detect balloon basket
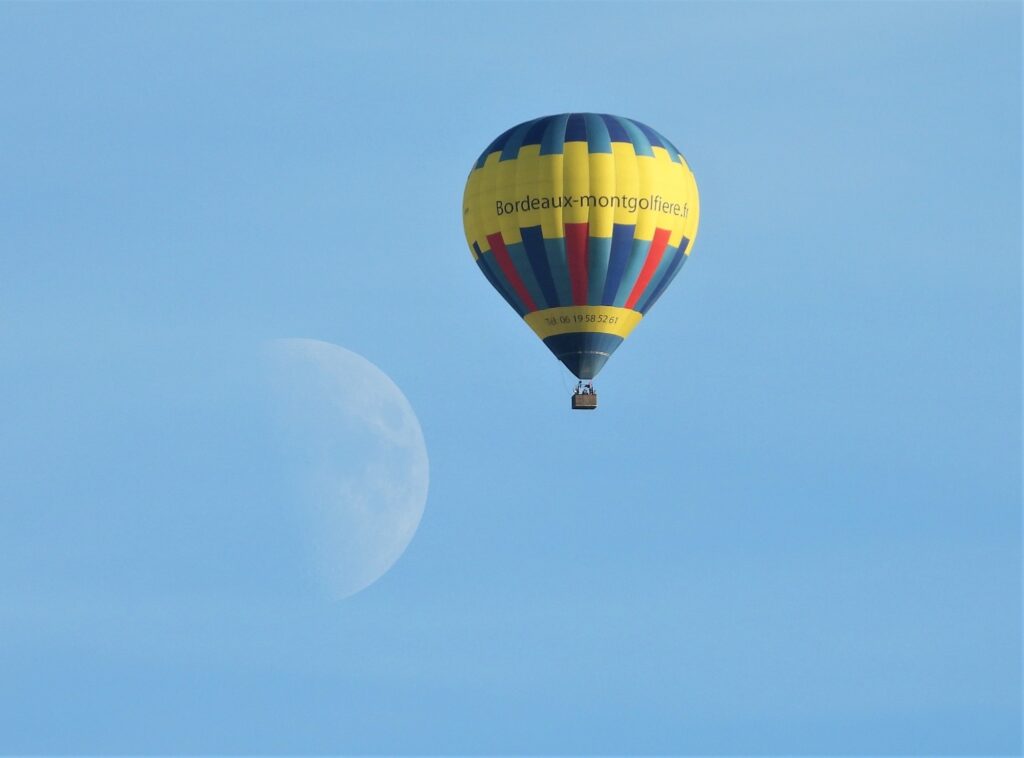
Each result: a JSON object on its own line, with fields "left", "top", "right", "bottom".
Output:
{"left": 571, "top": 392, "right": 598, "bottom": 410}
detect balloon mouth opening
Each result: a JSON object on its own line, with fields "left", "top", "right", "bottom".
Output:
{"left": 557, "top": 351, "right": 610, "bottom": 380}
{"left": 543, "top": 332, "right": 624, "bottom": 380}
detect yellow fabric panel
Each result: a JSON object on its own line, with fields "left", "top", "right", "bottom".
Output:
{"left": 610, "top": 142, "right": 638, "bottom": 227}
{"left": 538, "top": 154, "right": 564, "bottom": 239}
{"left": 683, "top": 160, "right": 700, "bottom": 253}
{"left": 513, "top": 144, "right": 543, "bottom": 230}
{"left": 666, "top": 157, "right": 689, "bottom": 249}
{"left": 562, "top": 142, "right": 590, "bottom": 225}
{"left": 651, "top": 147, "right": 683, "bottom": 246}
{"left": 495, "top": 150, "right": 523, "bottom": 246}
{"left": 634, "top": 152, "right": 658, "bottom": 242}
{"left": 524, "top": 306, "right": 643, "bottom": 340}
{"left": 464, "top": 150, "right": 504, "bottom": 255}
{"left": 462, "top": 166, "right": 481, "bottom": 259}
{"left": 587, "top": 152, "right": 616, "bottom": 237}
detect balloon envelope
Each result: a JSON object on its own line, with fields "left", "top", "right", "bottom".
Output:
{"left": 462, "top": 113, "right": 700, "bottom": 379}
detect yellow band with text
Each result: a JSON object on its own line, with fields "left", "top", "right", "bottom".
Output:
{"left": 524, "top": 306, "right": 643, "bottom": 340}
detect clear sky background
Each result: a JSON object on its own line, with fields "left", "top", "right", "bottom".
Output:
{"left": 1, "top": 2, "right": 1020, "bottom": 755}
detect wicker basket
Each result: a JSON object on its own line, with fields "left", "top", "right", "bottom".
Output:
{"left": 571, "top": 393, "right": 598, "bottom": 410}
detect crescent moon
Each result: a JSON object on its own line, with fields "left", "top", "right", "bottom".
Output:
{"left": 265, "top": 338, "right": 429, "bottom": 599}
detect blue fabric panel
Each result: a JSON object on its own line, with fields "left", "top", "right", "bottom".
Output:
{"left": 657, "top": 134, "right": 684, "bottom": 163}
{"left": 475, "top": 245, "right": 527, "bottom": 315}
{"left": 519, "top": 225, "right": 558, "bottom": 309}
{"left": 634, "top": 240, "right": 680, "bottom": 313}
{"left": 657, "top": 133, "right": 691, "bottom": 165}
{"left": 499, "top": 119, "right": 539, "bottom": 162}
{"left": 600, "top": 113, "right": 631, "bottom": 143}
{"left": 543, "top": 235, "right": 573, "bottom": 307}
{"left": 601, "top": 224, "right": 636, "bottom": 305}
{"left": 540, "top": 114, "right": 571, "bottom": 156}
{"left": 521, "top": 115, "right": 554, "bottom": 147}
{"left": 617, "top": 117, "right": 654, "bottom": 157}
{"left": 583, "top": 113, "right": 612, "bottom": 154}
{"left": 638, "top": 242, "right": 689, "bottom": 315}
{"left": 505, "top": 238, "right": 548, "bottom": 311}
{"left": 633, "top": 120, "right": 666, "bottom": 151}
{"left": 478, "top": 114, "right": 685, "bottom": 166}
{"left": 564, "top": 113, "right": 587, "bottom": 143}
{"left": 612, "top": 237, "right": 654, "bottom": 308}
{"left": 475, "top": 125, "right": 515, "bottom": 167}
{"left": 586, "top": 234, "right": 612, "bottom": 305}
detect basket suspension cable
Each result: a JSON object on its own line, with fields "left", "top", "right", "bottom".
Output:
{"left": 557, "top": 358, "right": 572, "bottom": 396}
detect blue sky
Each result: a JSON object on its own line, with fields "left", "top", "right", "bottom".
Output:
{"left": 1, "top": 2, "right": 1020, "bottom": 754}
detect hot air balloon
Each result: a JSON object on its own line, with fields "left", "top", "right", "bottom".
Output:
{"left": 462, "top": 113, "right": 700, "bottom": 409}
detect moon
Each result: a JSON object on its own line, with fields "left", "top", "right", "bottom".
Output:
{"left": 264, "top": 338, "right": 429, "bottom": 599}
